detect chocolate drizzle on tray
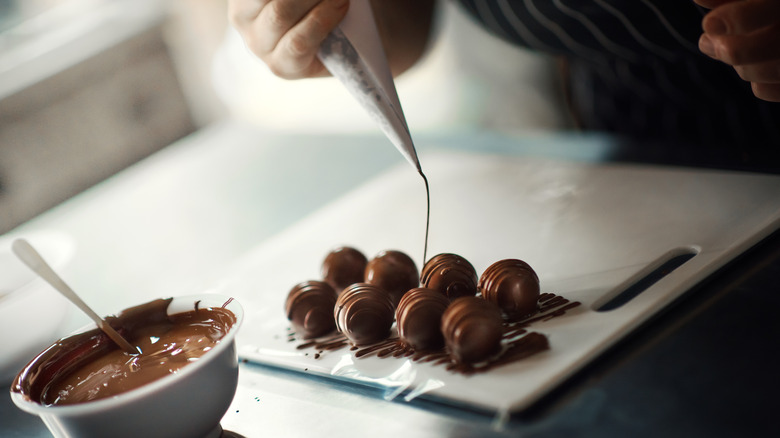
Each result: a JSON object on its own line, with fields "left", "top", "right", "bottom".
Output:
{"left": 284, "top": 247, "right": 581, "bottom": 375}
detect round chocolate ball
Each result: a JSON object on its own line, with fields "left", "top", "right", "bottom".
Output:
{"left": 441, "top": 297, "right": 504, "bottom": 364}
{"left": 478, "top": 259, "right": 540, "bottom": 320}
{"left": 321, "top": 246, "right": 368, "bottom": 293}
{"left": 285, "top": 281, "right": 338, "bottom": 339}
{"left": 364, "top": 250, "right": 419, "bottom": 308}
{"left": 396, "top": 288, "right": 451, "bottom": 351}
{"left": 334, "top": 283, "right": 395, "bottom": 345}
{"left": 420, "top": 253, "right": 478, "bottom": 300}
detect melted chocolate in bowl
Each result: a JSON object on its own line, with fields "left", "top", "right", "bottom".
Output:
{"left": 12, "top": 298, "right": 237, "bottom": 406}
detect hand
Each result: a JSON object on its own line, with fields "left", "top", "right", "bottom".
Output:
{"left": 228, "top": 0, "right": 350, "bottom": 79}
{"left": 695, "top": 0, "right": 780, "bottom": 102}
{"left": 229, "top": 0, "right": 435, "bottom": 80}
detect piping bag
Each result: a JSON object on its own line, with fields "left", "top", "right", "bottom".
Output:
{"left": 317, "top": 0, "right": 430, "bottom": 263}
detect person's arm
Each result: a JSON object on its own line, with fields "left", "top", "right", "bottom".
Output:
{"left": 227, "top": 0, "right": 436, "bottom": 80}
{"left": 695, "top": 0, "right": 780, "bottom": 102}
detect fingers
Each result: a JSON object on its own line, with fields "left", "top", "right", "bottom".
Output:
{"left": 266, "top": 1, "right": 349, "bottom": 78}
{"left": 699, "top": 26, "right": 780, "bottom": 65}
{"left": 251, "top": 0, "right": 325, "bottom": 55}
{"left": 735, "top": 60, "right": 780, "bottom": 83}
{"left": 228, "top": 0, "right": 268, "bottom": 27}
{"left": 698, "top": 0, "right": 780, "bottom": 101}
{"left": 736, "top": 60, "right": 780, "bottom": 101}
{"left": 699, "top": 0, "right": 780, "bottom": 64}
{"left": 751, "top": 83, "right": 780, "bottom": 102}
{"left": 703, "top": 0, "right": 780, "bottom": 34}
{"left": 228, "top": 0, "right": 349, "bottom": 79}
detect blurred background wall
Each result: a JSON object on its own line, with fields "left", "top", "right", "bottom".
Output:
{"left": 0, "top": 0, "right": 227, "bottom": 234}
{"left": 0, "top": 0, "right": 570, "bottom": 234}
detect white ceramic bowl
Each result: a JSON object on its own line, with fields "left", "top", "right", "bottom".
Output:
{"left": 0, "top": 230, "right": 75, "bottom": 382}
{"left": 10, "top": 294, "right": 244, "bottom": 438}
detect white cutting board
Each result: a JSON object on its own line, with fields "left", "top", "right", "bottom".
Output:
{"left": 223, "top": 151, "right": 780, "bottom": 413}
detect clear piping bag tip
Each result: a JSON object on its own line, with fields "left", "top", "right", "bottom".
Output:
{"left": 317, "top": 0, "right": 421, "bottom": 172}
{"left": 317, "top": 0, "right": 430, "bottom": 266}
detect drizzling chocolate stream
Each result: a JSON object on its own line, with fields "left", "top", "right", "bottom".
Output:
{"left": 420, "top": 170, "right": 430, "bottom": 265}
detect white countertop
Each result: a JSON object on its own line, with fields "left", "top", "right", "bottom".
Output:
{"left": 13, "top": 120, "right": 778, "bottom": 437}
{"left": 3, "top": 120, "right": 619, "bottom": 437}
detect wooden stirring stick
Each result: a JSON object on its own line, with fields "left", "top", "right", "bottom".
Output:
{"left": 12, "top": 238, "right": 139, "bottom": 355}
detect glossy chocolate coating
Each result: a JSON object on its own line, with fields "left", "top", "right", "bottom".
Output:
{"left": 285, "top": 281, "right": 338, "bottom": 339}
{"left": 321, "top": 246, "right": 368, "bottom": 293}
{"left": 334, "top": 283, "right": 394, "bottom": 345}
{"left": 396, "top": 288, "right": 451, "bottom": 351}
{"left": 364, "top": 250, "right": 419, "bottom": 308}
{"left": 12, "top": 299, "right": 236, "bottom": 406}
{"left": 420, "top": 253, "right": 478, "bottom": 300}
{"left": 441, "top": 297, "right": 503, "bottom": 364}
{"left": 478, "top": 259, "right": 540, "bottom": 320}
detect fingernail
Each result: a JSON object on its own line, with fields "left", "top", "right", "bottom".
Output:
{"left": 704, "top": 17, "right": 727, "bottom": 35}
{"left": 699, "top": 34, "right": 716, "bottom": 57}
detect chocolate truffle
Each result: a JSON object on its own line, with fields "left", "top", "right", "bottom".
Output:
{"left": 396, "top": 288, "right": 451, "bottom": 351}
{"left": 478, "top": 259, "right": 540, "bottom": 320}
{"left": 321, "top": 246, "right": 368, "bottom": 293}
{"left": 285, "top": 281, "right": 338, "bottom": 339}
{"left": 364, "top": 250, "right": 419, "bottom": 308}
{"left": 441, "top": 297, "right": 504, "bottom": 364}
{"left": 420, "top": 253, "right": 478, "bottom": 300}
{"left": 334, "top": 283, "right": 394, "bottom": 345}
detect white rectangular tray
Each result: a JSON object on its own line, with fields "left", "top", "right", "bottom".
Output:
{"left": 223, "top": 151, "right": 780, "bottom": 413}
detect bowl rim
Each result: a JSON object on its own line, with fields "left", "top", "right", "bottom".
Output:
{"left": 9, "top": 293, "right": 243, "bottom": 415}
